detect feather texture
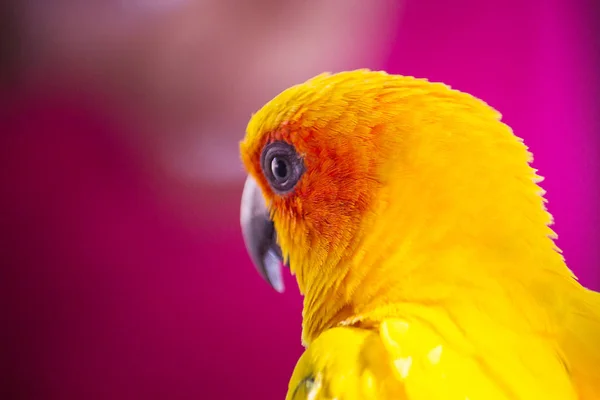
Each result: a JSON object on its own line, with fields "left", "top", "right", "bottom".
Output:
{"left": 240, "top": 70, "right": 600, "bottom": 399}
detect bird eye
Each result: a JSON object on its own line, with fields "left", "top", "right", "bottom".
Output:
{"left": 261, "top": 141, "right": 304, "bottom": 194}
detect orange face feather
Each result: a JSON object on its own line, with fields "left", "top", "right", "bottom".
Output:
{"left": 240, "top": 70, "right": 570, "bottom": 346}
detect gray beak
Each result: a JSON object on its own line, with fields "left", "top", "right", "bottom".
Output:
{"left": 240, "top": 176, "right": 285, "bottom": 293}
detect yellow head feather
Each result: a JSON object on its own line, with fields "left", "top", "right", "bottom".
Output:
{"left": 240, "top": 70, "right": 574, "bottom": 345}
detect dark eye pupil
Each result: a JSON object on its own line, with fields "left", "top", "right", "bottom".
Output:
{"left": 271, "top": 157, "right": 289, "bottom": 180}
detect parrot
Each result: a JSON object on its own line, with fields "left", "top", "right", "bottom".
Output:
{"left": 238, "top": 70, "right": 600, "bottom": 399}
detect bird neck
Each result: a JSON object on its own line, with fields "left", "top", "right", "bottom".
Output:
{"left": 296, "top": 185, "right": 573, "bottom": 347}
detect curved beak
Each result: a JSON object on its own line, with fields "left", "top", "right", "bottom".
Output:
{"left": 240, "top": 175, "right": 285, "bottom": 293}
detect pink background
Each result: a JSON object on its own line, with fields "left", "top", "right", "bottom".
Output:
{"left": 2, "top": 0, "right": 598, "bottom": 399}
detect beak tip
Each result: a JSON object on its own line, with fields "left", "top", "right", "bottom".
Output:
{"left": 261, "top": 249, "right": 286, "bottom": 293}
{"left": 273, "top": 282, "right": 285, "bottom": 294}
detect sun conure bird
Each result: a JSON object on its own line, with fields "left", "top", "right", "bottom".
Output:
{"left": 239, "top": 70, "right": 600, "bottom": 399}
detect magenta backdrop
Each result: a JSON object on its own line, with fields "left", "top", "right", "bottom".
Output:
{"left": 2, "top": 1, "right": 598, "bottom": 399}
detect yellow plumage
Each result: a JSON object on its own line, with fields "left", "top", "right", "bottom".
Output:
{"left": 240, "top": 70, "right": 600, "bottom": 399}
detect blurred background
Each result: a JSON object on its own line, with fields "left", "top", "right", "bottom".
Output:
{"left": 1, "top": 0, "right": 598, "bottom": 399}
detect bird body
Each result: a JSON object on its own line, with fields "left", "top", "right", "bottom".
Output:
{"left": 239, "top": 70, "right": 600, "bottom": 399}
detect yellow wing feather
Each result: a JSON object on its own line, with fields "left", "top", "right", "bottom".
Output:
{"left": 286, "top": 327, "right": 405, "bottom": 400}
{"left": 287, "top": 312, "right": 580, "bottom": 400}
